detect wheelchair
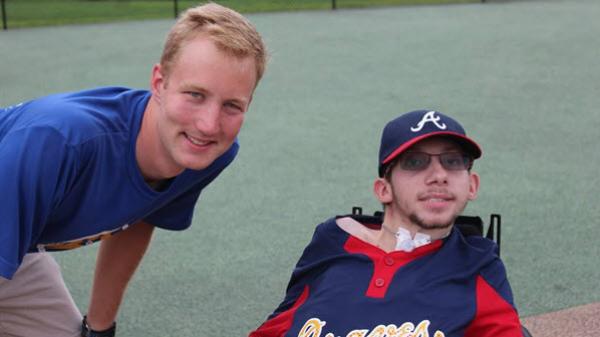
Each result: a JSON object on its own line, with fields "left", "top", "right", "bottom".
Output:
{"left": 349, "top": 207, "right": 533, "bottom": 337}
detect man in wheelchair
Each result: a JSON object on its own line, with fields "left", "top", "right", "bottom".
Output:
{"left": 250, "top": 110, "right": 524, "bottom": 337}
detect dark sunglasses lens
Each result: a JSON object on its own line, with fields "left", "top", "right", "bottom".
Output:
{"left": 400, "top": 152, "right": 430, "bottom": 171}
{"left": 440, "top": 153, "right": 471, "bottom": 170}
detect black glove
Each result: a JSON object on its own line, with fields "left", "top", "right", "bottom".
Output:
{"left": 81, "top": 315, "right": 116, "bottom": 337}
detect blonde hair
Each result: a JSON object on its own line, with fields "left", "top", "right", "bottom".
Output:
{"left": 160, "top": 3, "right": 267, "bottom": 84}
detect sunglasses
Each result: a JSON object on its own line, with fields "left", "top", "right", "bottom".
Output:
{"left": 394, "top": 151, "right": 473, "bottom": 171}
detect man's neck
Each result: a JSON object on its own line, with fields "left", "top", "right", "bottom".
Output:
{"left": 378, "top": 211, "right": 452, "bottom": 252}
{"left": 336, "top": 216, "right": 451, "bottom": 253}
{"left": 380, "top": 218, "right": 452, "bottom": 242}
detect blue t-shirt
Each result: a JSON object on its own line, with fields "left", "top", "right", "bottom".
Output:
{"left": 0, "top": 87, "right": 238, "bottom": 279}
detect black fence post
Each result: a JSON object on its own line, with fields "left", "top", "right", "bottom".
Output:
{"left": 332, "top": 0, "right": 337, "bottom": 10}
{"left": 1, "top": 0, "right": 7, "bottom": 30}
{"left": 173, "top": 0, "right": 179, "bottom": 18}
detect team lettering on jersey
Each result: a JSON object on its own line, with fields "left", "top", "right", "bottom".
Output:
{"left": 298, "top": 317, "right": 445, "bottom": 337}
{"left": 35, "top": 223, "right": 130, "bottom": 252}
{"left": 410, "top": 111, "right": 447, "bottom": 132}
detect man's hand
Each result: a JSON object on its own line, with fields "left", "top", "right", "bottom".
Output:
{"left": 85, "top": 221, "right": 155, "bottom": 331}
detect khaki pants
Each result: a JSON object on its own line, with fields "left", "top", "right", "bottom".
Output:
{"left": 0, "top": 253, "right": 81, "bottom": 337}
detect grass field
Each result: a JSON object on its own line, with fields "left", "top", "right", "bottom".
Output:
{"left": 3, "top": 0, "right": 479, "bottom": 28}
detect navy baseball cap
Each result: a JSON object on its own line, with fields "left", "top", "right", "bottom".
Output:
{"left": 378, "top": 110, "right": 482, "bottom": 176}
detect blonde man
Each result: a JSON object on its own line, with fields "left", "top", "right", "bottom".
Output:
{"left": 0, "top": 3, "right": 266, "bottom": 336}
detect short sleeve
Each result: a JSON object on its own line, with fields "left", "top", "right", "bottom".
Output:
{"left": 464, "top": 257, "right": 523, "bottom": 337}
{"left": 0, "top": 128, "right": 76, "bottom": 279}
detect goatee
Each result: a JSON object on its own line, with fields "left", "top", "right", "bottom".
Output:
{"left": 409, "top": 213, "right": 454, "bottom": 230}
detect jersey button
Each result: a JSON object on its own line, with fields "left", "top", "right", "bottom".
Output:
{"left": 374, "top": 278, "right": 385, "bottom": 287}
{"left": 384, "top": 256, "right": 395, "bottom": 266}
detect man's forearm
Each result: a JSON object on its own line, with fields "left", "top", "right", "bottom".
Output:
{"left": 86, "top": 221, "right": 155, "bottom": 330}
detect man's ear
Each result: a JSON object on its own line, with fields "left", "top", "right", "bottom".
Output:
{"left": 468, "top": 172, "right": 480, "bottom": 201}
{"left": 150, "top": 64, "right": 165, "bottom": 102}
{"left": 374, "top": 177, "right": 393, "bottom": 204}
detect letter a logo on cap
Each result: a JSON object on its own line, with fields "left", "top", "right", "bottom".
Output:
{"left": 410, "top": 110, "right": 447, "bottom": 132}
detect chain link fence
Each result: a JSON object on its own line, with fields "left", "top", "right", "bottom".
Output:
{"left": 1, "top": 0, "right": 482, "bottom": 30}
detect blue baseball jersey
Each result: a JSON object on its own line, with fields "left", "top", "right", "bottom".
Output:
{"left": 0, "top": 87, "right": 238, "bottom": 279}
{"left": 250, "top": 216, "right": 522, "bottom": 337}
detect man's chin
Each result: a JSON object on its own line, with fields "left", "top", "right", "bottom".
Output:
{"left": 182, "top": 162, "right": 212, "bottom": 171}
{"left": 417, "top": 222, "right": 453, "bottom": 231}
{"left": 409, "top": 213, "right": 455, "bottom": 230}
{"left": 176, "top": 151, "right": 223, "bottom": 171}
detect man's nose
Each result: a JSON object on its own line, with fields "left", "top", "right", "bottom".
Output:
{"left": 425, "top": 157, "right": 448, "bottom": 184}
{"left": 195, "top": 103, "right": 220, "bottom": 136}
